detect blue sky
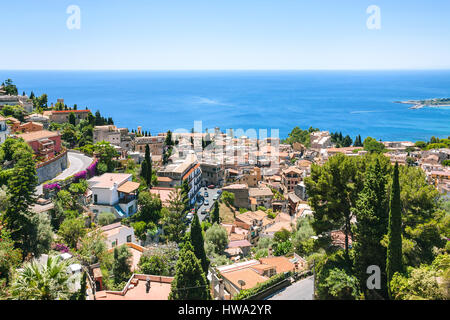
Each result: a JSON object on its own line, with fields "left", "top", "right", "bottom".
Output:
{"left": 1, "top": 0, "right": 449, "bottom": 70}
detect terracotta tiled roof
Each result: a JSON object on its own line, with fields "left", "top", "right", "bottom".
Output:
{"left": 18, "top": 130, "right": 59, "bottom": 142}
{"left": 117, "top": 181, "right": 140, "bottom": 194}
{"left": 259, "top": 256, "right": 295, "bottom": 273}
{"left": 182, "top": 163, "right": 200, "bottom": 180}
{"left": 221, "top": 268, "right": 269, "bottom": 290}
{"left": 227, "top": 240, "right": 252, "bottom": 248}
{"left": 51, "top": 109, "right": 91, "bottom": 114}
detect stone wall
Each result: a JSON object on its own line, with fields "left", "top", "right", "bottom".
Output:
{"left": 36, "top": 151, "right": 68, "bottom": 184}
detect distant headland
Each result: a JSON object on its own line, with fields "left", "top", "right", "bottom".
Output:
{"left": 395, "top": 98, "right": 450, "bottom": 109}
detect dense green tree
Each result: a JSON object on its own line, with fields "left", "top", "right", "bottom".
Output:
{"left": 68, "top": 112, "right": 76, "bottom": 126}
{"left": 221, "top": 191, "right": 235, "bottom": 207}
{"left": 363, "top": 137, "right": 385, "bottom": 153}
{"left": 204, "top": 223, "right": 228, "bottom": 255}
{"left": 77, "top": 229, "right": 108, "bottom": 265}
{"left": 353, "top": 159, "right": 389, "bottom": 298}
{"left": 135, "top": 191, "right": 162, "bottom": 225}
{"left": 138, "top": 255, "right": 168, "bottom": 276}
{"left": 321, "top": 268, "right": 360, "bottom": 300}
{"left": 112, "top": 244, "right": 132, "bottom": 284}
{"left": 0, "top": 105, "right": 26, "bottom": 122}
{"left": 58, "top": 217, "right": 86, "bottom": 249}
{"left": 315, "top": 250, "right": 355, "bottom": 299}
{"left": 28, "top": 212, "right": 54, "bottom": 257}
{"left": 190, "top": 213, "right": 209, "bottom": 273}
{"left": 284, "top": 126, "right": 314, "bottom": 147}
{"left": 273, "top": 228, "right": 291, "bottom": 243}
{"left": 390, "top": 265, "right": 444, "bottom": 300}
{"left": 2, "top": 79, "right": 18, "bottom": 95}
{"left": 305, "top": 153, "right": 359, "bottom": 257}
{"left": 386, "top": 162, "right": 403, "bottom": 298}
{"left": 0, "top": 227, "right": 22, "bottom": 285}
{"left": 92, "top": 141, "right": 119, "bottom": 173}
{"left": 132, "top": 221, "right": 147, "bottom": 242}
{"left": 33, "top": 94, "right": 48, "bottom": 110}
{"left": 3, "top": 143, "right": 37, "bottom": 253}
{"left": 161, "top": 189, "right": 187, "bottom": 243}
{"left": 168, "top": 241, "right": 210, "bottom": 300}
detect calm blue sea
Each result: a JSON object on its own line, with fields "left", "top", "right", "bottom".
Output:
{"left": 1, "top": 70, "right": 449, "bottom": 141}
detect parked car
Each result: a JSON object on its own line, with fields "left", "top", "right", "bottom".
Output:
{"left": 217, "top": 189, "right": 222, "bottom": 194}
{"left": 204, "top": 192, "right": 209, "bottom": 198}
{"left": 208, "top": 184, "right": 215, "bottom": 189}
{"left": 201, "top": 208, "right": 209, "bottom": 215}
{"left": 213, "top": 194, "right": 219, "bottom": 201}
{"left": 204, "top": 199, "right": 209, "bottom": 206}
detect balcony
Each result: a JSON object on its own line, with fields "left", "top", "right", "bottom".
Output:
{"left": 119, "top": 194, "right": 137, "bottom": 204}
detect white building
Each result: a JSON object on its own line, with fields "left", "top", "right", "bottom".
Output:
{"left": 87, "top": 173, "right": 140, "bottom": 218}
{"left": 100, "top": 222, "right": 137, "bottom": 248}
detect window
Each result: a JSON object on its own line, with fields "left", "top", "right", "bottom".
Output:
{"left": 94, "top": 194, "right": 98, "bottom": 204}
{"left": 126, "top": 235, "right": 132, "bottom": 243}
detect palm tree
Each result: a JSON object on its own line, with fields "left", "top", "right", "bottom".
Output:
{"left": 11, "top": 256, "right": 74, "bottom": 300}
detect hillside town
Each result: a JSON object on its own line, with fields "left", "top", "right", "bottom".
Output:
{"left": 0, "top": 79, "right": 449, "bottom": 301}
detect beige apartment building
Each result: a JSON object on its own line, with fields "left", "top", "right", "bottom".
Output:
{"left": 281, "top": 166, "right": 303, "bottom": 193}
{"left": 134, "top": 135, "right": 164, "bottom": 155}
{"left": 44, "top": 109, "right": 91, "bottom": 124}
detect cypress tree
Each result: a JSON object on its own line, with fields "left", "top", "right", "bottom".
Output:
{"left": 168, "top": 241, "right": 211, "bottom": 300}
{"left": 190, "top": 213, "right": 209, "bottom": 273}
{"left": 165, "top": 130, "right": 173, "bottom": 146}
{"left": 144, "top": 144, "right": 152, "bottom": 188}
{"left": 353, "top": 158, "right": 389, "bottom": 299}
{"left": 68, "top": 112, "right": 76, "bottom": 126}
{"left": 211, "top": 201, "right": 220, "bottom": 224}
{"left": 181, "top": 179, "right": 190, "bottom": 213}
{"left": 78, "top": 271, "right": 87, "bottom": 300}
{"left": 386, "top": 162, "right": 403, "bottom": 299}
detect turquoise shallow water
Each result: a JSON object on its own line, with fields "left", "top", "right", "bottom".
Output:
{"left": 1, "top": 70, "right": 449, "bottom": 141}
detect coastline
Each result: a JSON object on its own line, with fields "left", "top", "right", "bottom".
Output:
{"left": 395, "top": 99, "right": 450, "bottom": 109}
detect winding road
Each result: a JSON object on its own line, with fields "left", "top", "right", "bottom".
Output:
{"left": 267, "top": 276, "right": 314, "bottom": 300}
{"left": 36, "top": 151, "right": 93, "bottom": 195}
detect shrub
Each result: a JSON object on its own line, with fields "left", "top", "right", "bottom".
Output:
{"left": 51, "top": 243, "right": 69, "bottom": 253}
{"left": 86, "top": 159, "right": 98, "bottom": 177}
{"left": 43, "top": 183, "right": 61, "bottom": 192}
{"left": 73, "top": 170, "right": 87, "bottom": 182}
{"left": 234, "top": 271, "right": 292, "bottom": 300}
{"left": 97, "top": 212, "right": 116, "bottom": 226}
